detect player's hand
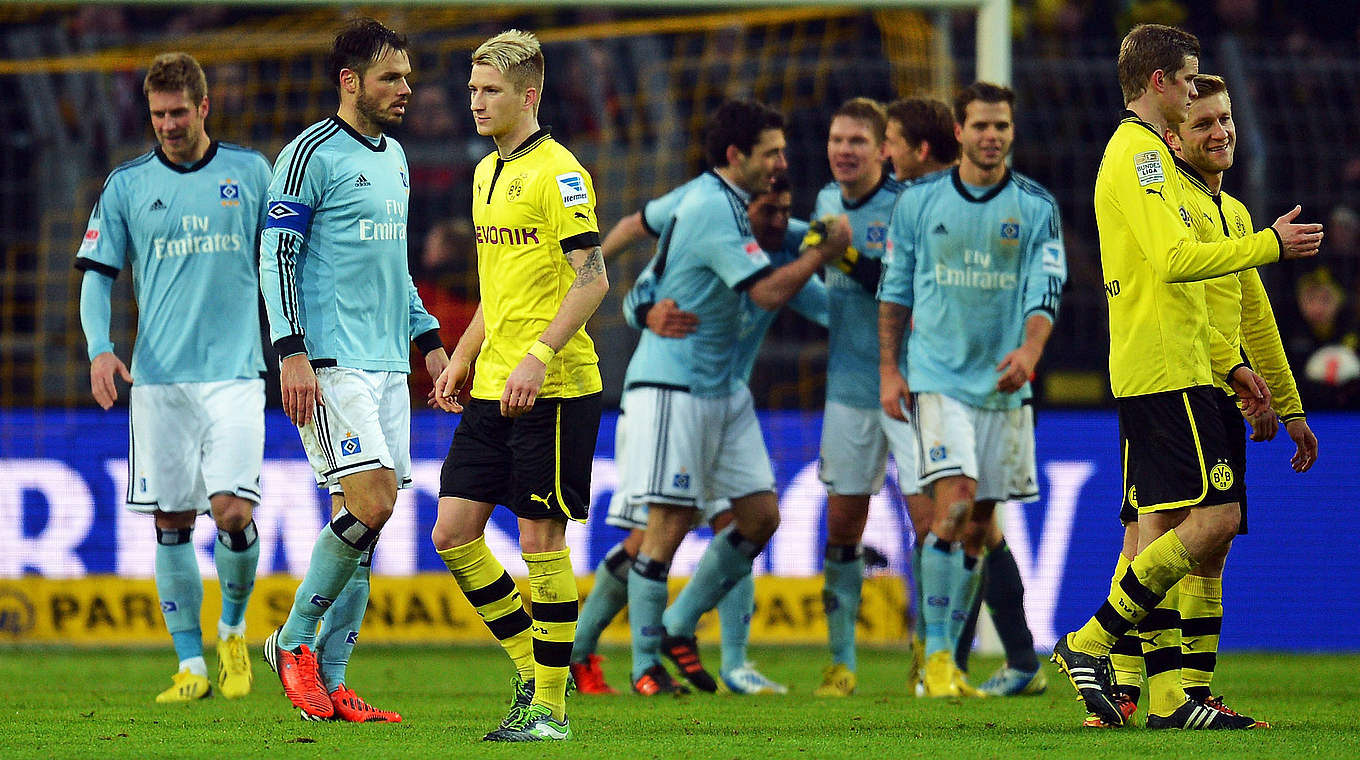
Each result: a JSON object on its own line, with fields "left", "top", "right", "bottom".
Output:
{"left": 89, "top": 351, "right": 132, "bottom": 410}
{"left": 1284, "top": 418, "right": 1318, "bottom": 473}
{"left": 424, "top": 348, "right": 450, "bottom": 408}
{"left": 880, "top": 365, "right": 912, "bottom": 422}
{"left": 645, "top": 298, "right": 699, "bottom": 338}
{"left": 433, "top": 356, "right": 471, "bottom": 413}
{"left": 1228, "top": 365, "right": 1272, "bottom": 419}
{"left": 1271, "top": 205, "right": 1324, "bottom": 260}
{"left": 815, "top": 215, "right": 853, "bottom": 265}
{"left": 996, "top": 344, "right": 1039, "bottom": 393}
{"left": 280, "top": 353, "right": 320, "bottom": 427}
{"left": 501, "top": 353, "right": 546, "bottom": 418}
{"left": 1246, "top": 411, "right": 1278, "bottom": 442}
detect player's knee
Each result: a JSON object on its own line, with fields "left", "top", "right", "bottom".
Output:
{"left": 209, "top": 495, "right": 253, "bottom": 532}
{"left": 430, "top": 518, "right": 481, "bottom": 552}
{"left": 154, "top": 510, "right": 196, "bottom": 531}
{"left": 739, "top": 508, "right": 780, "bottom": 545}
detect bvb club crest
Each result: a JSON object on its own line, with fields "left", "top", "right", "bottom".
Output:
{"left": 507, "top": 176, "right": 525, "bottom": 201}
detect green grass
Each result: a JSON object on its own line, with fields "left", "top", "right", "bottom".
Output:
{"left": 2, "top": 646, "right": 1356, "bottom": 759}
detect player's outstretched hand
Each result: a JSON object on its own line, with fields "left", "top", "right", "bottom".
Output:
{"left": 880, "top": 366, "right": 912, "bottom": 422}
{"left": 280, "top": 353, "right": 321, "bottom": 427}
{"left": 1272, "top": 205, "right": 1324, "bottom": 260}
{"left": 501, "top": 353, "right": 546, "bottom": 418}
{"left": 433, "top": 357, "right": 470, "bottom": 414}
{"left": 89, "top": 351, "right": 132, "bottom": 410}
{"left": 1285, "top": 418, "right": 1318, "bottom": 473}
{"left": 1228, "top": 366, "right": 1272, "bottom": 420}
{"left": 1246, "top": 411, "right": 1278, "bottom": 442}
{"left": 646, "top": 298, "right": 699, "bottom": 338}
{"left": 811, "top": 214, "right": 853, "bottom": 265}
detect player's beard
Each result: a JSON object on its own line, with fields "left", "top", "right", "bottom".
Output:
{"left": 356, "top": 85, "right": 403, "bottom": 131}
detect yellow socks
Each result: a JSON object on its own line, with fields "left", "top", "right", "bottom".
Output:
{"left": 1177, "top": 572, "right": 1222, "bottom": 699}
{"left": 1071, "top": 529, "right": 1194, "bottom": 654}
{"left": 524, "top": 548, "right": 578, "bottom": 722}
{"left": 438, "top": 536, "right": 535, "bottom": 681}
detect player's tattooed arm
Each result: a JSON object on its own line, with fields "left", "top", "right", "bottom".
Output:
{"left": 570, "top": 245, "right": 606, "bottom": 290}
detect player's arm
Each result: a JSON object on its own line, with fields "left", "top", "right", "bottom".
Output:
{"left": 601, "top": 211, "right": 649, "bottom": 261}
{"left": 434, "top": 304, "right": 484, "bottom": 414}
{"left": 502, "top": 243, "right": 609, "bottom": 417}
{"left": 877, "top": 199, "right": 917, "bottom": 421}
{"left": 746, "top": 214, "right": 849, "bottom": 311}
{"left": 622, "top": 261, "right": 698, "bottom": 337}
{"left": 75, "top": 181, "right": 132, "bottom": 410}
{"left": 1000, "top": 201, "right": 1066, "bottom": 393}
{"left": 405, "top": 274, "right": 448, "bottom": 404}
{"left": 1120, "top": 154, "right": 1319, "bottom": 281}
{"left": 787, "top": 270, "right": 829, "bottom": 328}
{"left": 258, "top": 143, "right": 324, "bottom": 427}
{"left": 1236, "top": 266, "right": 1317, "bottom": 469}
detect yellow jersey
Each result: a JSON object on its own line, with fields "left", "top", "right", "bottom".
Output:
{"left": 1178, "top": 160, "right": 1305, "bottom": 420}
{"left": 469, "top": 128, "right": 602, "bottom": 400}
{"left": 1095, "top": 112, "right": 1281, "bottom": 397}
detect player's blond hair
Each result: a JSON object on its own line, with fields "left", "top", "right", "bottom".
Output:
{"left": 143, "top": 52, "right": 207, "bottom": 104}
{"left": 472, "top": 30, "right": 544, "bottom": 94}
{"left": 1191, "top": 74, "right": 1228, "bottom": 100}
{"left": 832, "top": 97, "right": 887, "bottom": 144}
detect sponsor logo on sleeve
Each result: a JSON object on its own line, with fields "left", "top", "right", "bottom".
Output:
{"left": 556, "top": 172, "right": 589, "bottom": 207}
{"left": 78, "top": 228, "right": 99, "bottom": 255}
{"left": 743, "top": 240, "right": 764, "bottom": 261}
{"left": 1134, "top": 150, "right": 1165, "bottom": 187}
{"left": 1041, "top": 241, "right": 1065, "bottom": 276}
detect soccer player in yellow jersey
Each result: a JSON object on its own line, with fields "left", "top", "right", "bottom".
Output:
{"left": 1050, "top": 23, "right": 1323, "bottom": 730}
{"left": 1087, "top": 73, "right": 1322, "bottom": 729}
{"left": 430, "top": 30, "right": 608, "bottom": 742}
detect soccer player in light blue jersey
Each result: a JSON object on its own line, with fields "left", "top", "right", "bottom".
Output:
{"left": 77, "top": 53, "right": 269, "bottom": 704}
{"left": 571, "top": 177, "right": 825, "bottom": 696}
{"left": 878, "top": 82, "right": 1066, "bottom": 698}
{"left": 617, "top": 99, "right": 849, "bottom": 695}
{"left": 258, "top": 19, "right": 447, "bottom": 723}
{"left": 809, "top": 97, "right": 919, "bottom": 699}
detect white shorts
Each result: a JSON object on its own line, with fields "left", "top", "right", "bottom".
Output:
{"left": 299, "top": 367, "right": 412, "bottom": 493}
{"left": 913, "top": 392, "right": 1034, "bottom": 503}
{"left": 126, "top": 378, "right": 264, "bottom": 514}
{"left": 606, "top": 406, "right": 731, "bottom": 530}
{"left": 1007, "top": 404, "right": 1039, "bottom": 502}
{"left": 818, "top": 401, "right": 921, "bottom": 496}
{"left": 617, "top": 385, "right": 773, "bottom": 523}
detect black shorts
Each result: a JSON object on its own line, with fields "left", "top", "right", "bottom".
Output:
{"left": 440, "top": 393, "right": 602, "bottom": 521}
{"left": 1116, "top": 385, "right": 1241, "bottom": 520}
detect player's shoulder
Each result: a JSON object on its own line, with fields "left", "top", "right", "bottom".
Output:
{"left": 674, "top": 172, "right": 748, "bottom": 231}
{"left": 217, "top": 141, "right": 272, "bottom": 171}
{"left": 104, "top": 148, "right": 158, "bottom": 185}
{"left": 1010, "top": 170, "right": 1059, "bottom": 209}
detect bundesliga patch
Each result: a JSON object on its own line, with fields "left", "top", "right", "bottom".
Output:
{"left": 556, "top": 172, "right": 589, "bottom": 207}
{"left": 219, "top": 178, "right": 240, "bottom": 206}
{"left": 399, "top": 166, "right": 409, "bottom": 188}
{"left": 341, "top": 432, "right": 362, "bottom": 456}
{"left": 1134, "top": 150, "right": 1165, "bottom": 187}
{"left": 78, "top": 228, "right": 99, "bottom": 254}
{"left": 1041, "top": 241, "right": 1065, "bottom": 276}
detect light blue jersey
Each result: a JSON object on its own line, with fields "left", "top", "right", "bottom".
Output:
{"left": 623, "top": 172, "right": 776, "bottom": 397}
{"left": 814, "top": 175, "right": 906, "bottom": 409}
{"left": 75, "top": 142, "right": 269, "bottom": 385}
{"left": 639, "top": 175, "right": 707, "bottom": 237}
{"left": 879, "top": 168, "right": 1066, "bottom": 410}
{"left": 259, "top": 117, "right": 440, "bottom": 372}
{"left": 624, "top": 218, "right": 826, "bottom": 389}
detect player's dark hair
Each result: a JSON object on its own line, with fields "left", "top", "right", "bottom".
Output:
{"left": 886, "top": 97, "right": 958, "bottom": 164}
{"left": 832, "top": 97, "right": 887, "bottom": 144}
{"left": 953, "top": 81, "right": 1015, "bottom": 125}
{"left": 327, "top": 18, "right": 409, "bottom": 91}
{"left": 144, "top": 52, "right": 207, "bottom": 104}
{"left": 1117, "top": 24, "right": 1200, "bottom": 104}
{"left": 704, "top": 99, "right": 785, "bottom": 169}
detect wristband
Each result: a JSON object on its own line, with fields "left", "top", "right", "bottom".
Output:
{"left": 528, "top": 340, "right": 556, "bottom": 364}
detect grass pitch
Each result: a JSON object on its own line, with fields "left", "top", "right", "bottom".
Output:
{"left": 2, "top": 645, "right": 1355, "bottom": 759}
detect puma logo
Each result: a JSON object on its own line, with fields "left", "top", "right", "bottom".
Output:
{"left": 529, "top": 492, "right": 554, "bottom": 509}
{"left": 573, "top": 211, "right": 589, "bottom": 220}
{"left": 1144, "top": 187, "right": 1164, "bottom": 200}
